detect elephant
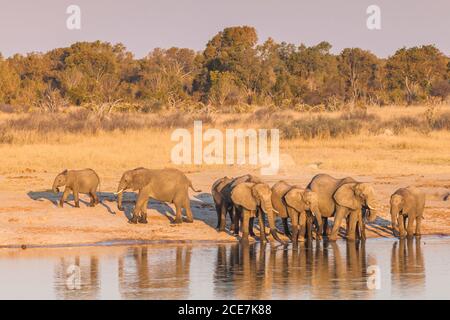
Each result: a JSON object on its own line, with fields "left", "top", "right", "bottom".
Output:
{"left": 390, "top": 187, "right": 425, "bottom": 238}
{"left": 307, "top": 174, "right": 378, "bottom": 241}
{"left": 271, "top": 181, "right": 320, "bottom": 243}
{"left": 52, "top": 168, "right": 100, "bottom": 208}
{"left": 270, "top": 181, "right": 294, "bottom": 238}
{"left": 230, "top": 182, "right": 284, "bottom": 244}
{"left": 211, "top": 176, "right": 234, "bottom": 230}
{"left": 116, "top": 167, "right": 201, "bottom": 224}
{"left": 283, "top": 185, "right": 320, "bottom": 244}
{"left": 212, "top": 174, "right": 262, "bottom": 233}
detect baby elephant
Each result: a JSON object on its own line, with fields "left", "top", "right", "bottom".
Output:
{"left": 52, "top": 169, "right": 100, "bottom": 208}
{"left": 390, "top": 187, "right": 425, "bottom": 238}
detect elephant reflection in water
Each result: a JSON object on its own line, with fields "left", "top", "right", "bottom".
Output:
{"left": 391, "top": 238, "right": 425, "bottom": 291}
{"left": 214, "top": 243, "right": 273, "bottom": 299}
{"left": 118, "top": 246, "right": 192, "bottom": 299}
{"left": 54, "top": 256, "right": 100, "bottom": 299}
{"left": 214, "top": 241, "right": 373, "bottom": 299}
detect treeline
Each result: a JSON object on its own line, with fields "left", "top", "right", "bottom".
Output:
{"left": 0, "top": 26, "right": 449, "bottom": 112}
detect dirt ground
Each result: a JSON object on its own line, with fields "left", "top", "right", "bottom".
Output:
{"left": 0, "top": 166, "right": 449, "bottom": 247}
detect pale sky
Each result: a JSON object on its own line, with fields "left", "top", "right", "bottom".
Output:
{"left": 0, "top": 0, "right": 448, "bottom": 58}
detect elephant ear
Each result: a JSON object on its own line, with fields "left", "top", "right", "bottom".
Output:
{"left": 334, "top": 183, "right": 359, "bottom": 210}
{"left": 231, "top": 184, "right": 258, "bottom": 211}
{"left": 284, "top": 188, "right": 305, "bottom": 213}
{"left": 131, "top": 171, "right": 149, "bottom": 190}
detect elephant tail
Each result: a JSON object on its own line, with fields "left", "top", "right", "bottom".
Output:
{"left": 189, "top": 180, "right": 202, "bottom": 193}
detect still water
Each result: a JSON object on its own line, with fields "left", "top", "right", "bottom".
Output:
{"left": 0, "top": 236, "right": 449, "bottom": 299}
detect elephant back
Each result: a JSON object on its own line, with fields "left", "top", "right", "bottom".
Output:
{"left": 271, "top": 181, "right": 292, "bottom": 218}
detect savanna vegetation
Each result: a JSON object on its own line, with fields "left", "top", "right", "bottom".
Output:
{"left": 0, "top": 26, "right": 449, "bottom": 113}
{"left": 0, "top": 26, "right": 450, "bottom": 178}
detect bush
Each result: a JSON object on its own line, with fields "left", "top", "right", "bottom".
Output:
{"left": 339, "top": 109, "right": 380, "bottom": 122}
{"left": 279, "top": 116, "right": 362, "bottom": 140}
{"left": 430, "top": 80, "right": 450, "bottom": 101}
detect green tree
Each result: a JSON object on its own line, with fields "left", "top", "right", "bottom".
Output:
{"left": 198, "top": 26, "right": 260, "bottom": 104}
{"left": 386, "top": 45, "right": 448, "bottom": 104}
{"left": 337, "top": 48, "right": 381, "bottom": 105}
{"left": 0, "top": 54, "right": 20, "bottom": 104}
{"left": 137, "top": 47, "right": 199, "bottom": 108}
{"left": 57, "top": 41, "right": 135, "bottom": 105}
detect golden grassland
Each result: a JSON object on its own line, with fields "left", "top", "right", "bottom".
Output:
{"left": 0, "top": 105, "right": 449, "bottom": 178}
{"left": 1, "top": 105, "right": 450, "bottom": 245}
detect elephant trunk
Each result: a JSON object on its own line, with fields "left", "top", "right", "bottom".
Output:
{"left": 52, "top": 180, "right": 60, "bottom": 193}
{"left": 366, "top": 198, "right": 378, "bottom": 223}
{"left": 311, "top": 202, "right": 322, "bottom": 230}
{"left": 116, "top": 180, "right": 126, "bottom": 211}
{"left": 390, "top": 208, "right": 399, "bottom": 237}
{"left": 262, "top": 198, "right": 285, "bottom": 245}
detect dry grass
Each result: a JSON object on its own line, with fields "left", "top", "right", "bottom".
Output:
{"left": 0, "top": 105, "right": 449, "bottom": 179}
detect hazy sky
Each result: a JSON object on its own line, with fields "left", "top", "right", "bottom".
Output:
{"left": 0, "top": 0, "right": 448, "bottom": 58}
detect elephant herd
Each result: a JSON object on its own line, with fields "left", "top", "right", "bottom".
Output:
{"left": 51, "top": 168, "right": 426, "bottom": 242}
{"left": 211, "top": 173, "right": 425, "bottom": 243}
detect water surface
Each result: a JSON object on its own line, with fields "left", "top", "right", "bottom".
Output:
{"left": 0, "top": 236, "right": 449, "bottom": 299}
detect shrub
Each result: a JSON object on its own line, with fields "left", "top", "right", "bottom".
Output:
{"left": 279, "top": 116, "right": 362, "bottom": 140}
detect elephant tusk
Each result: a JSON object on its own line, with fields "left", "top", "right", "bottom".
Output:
{"left": 115, "top": 188, "right": 125, "bottom": 196}
{"left": 367, "top": 204, "right": 376, "bottom": 210}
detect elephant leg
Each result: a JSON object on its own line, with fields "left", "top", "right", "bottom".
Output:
{"left": 241, "top": 210, "right": 250, "bottom": 243}
{"left": 323, "top": 217, "right": 329, "bottom": 237}
{"left": 229, "top": 206, "right": 235, "bottom": 232}
{"left": 346, "top": 216, "right": 350, "bottom": 236}
{"left": 138, "top": 199, "right": 148, "bottom": 224}
{"left": 219, "top": 202, "right": 227, "bottom": 231}
{"left": 140, "top": 211, "right": 148, "bottom": 224}
{"left": 174, "top": 203, "right": 183, "bottom": 224}
{"left": 306, "top": 215, "right": 313, "bottom": 240}
{"left": 130, "top": 192, "right": 146, "bottom": 224}
{"left": 233, "top": 207, "right": 240, "bottom": 236}
{"left": 329, "top": 207, "right": 347, "bottom": 241}
{"left": 415, "top": 216, "right": 422, "bottom": 237}
{"left": 314, "top": 214, "right": 323, "bottom": 241}
{"left": 358, "top": 212, "right": 366, "bottom": 240}
{"left": 249, "top": 217, "right": 256, "bottom": 237}
{"left": 292, "top": 211, "right": 301, "bottom": 244}
{"left": 397, "top": 215, "right": 406, "bottom": 238}
{"left": 215, "top": 203, "right": 222, "bottom": 229}
{"left": 88, "top": 191, "right": 96, "bottom": 207}
{"left": 59, "top": 187, "right": 70, "bottom": 207}
{"left": 282, "top": 218, "right": 291, "bottom": 238}
{"left": 93, "top": 190, "right": 99, "bottom": 205}
{"left": 258, "top": 211, "right": 267, "bottom": 242}
{"left": 347, "top": 210, "right": 358, "bottom": 241}
{"left": 406, "top": 215, "right": 415, "bottom": 238}
{"left": 183, "top": 199, "right": 194, "bottom": 223}
{"left": 73, "top": 188, "right": 80, "bottom": 207}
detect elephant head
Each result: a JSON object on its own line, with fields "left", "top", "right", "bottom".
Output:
{"left": 52, "top": 169, "right": 68, "bottom": 193}
{"left": 116, "top": 167, "right": 149, "bottom": 210}
{"left": 231, "top": 182, "right": 284, "bottom": 244}
{"left": 333, "top": 182, "right": 378, "bottom": 222}
{"left": 284, "top": 188, "right": 320, "bottom": 218}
